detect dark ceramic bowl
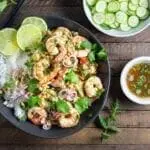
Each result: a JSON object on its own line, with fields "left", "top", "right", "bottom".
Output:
{"left": 0, "top": 16, "right": 111, "bottom": 138}
{"left": 0, "top": 0, "right": 24, "bottom": 28}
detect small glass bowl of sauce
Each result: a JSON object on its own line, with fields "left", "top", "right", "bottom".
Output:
{"left": 121, "top": 57, "right": 150, "bottom": 105}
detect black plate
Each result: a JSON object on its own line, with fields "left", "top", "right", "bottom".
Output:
{"left": 0, "top": 16, "right": 111, "bottom": 138}
{"left": 0, "top": 0, "right": 24, "bottom": 28}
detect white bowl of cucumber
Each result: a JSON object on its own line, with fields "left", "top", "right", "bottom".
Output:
{"left": 83, "top": 0, "right": 150, "bottom": 37}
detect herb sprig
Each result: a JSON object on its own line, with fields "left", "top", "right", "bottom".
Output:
{"left": 96, "top": 99, "right": 120, "bottom": 141}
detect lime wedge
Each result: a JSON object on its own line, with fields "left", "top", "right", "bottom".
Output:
{"left": 17, "top": 24, "right": 42, "bottom": 50}
{"left": 0, "top": 28, "right": 20, "bottom": 56}
{"left": 22, "top": 17, "right": 48, "bottom": 35}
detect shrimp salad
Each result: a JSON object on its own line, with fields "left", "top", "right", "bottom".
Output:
{"left": 0, "top": 17, "right": 107, "bottom": 129}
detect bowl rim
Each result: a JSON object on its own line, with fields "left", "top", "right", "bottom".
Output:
{"left": 82, "top": 0, "right": 150, "bottom": 37}
{"left": 0, "top": 15, "right": 111, "bottom": 138}
{"left": 120, "top": 56, "right": 150, "bottom": 105}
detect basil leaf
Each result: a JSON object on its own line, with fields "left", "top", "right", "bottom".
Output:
{"left": 27, "top": 96, "right": 41, "bottom": 108}
{"left": 75, "top": 97, "right": 90, "bottom": 114}
{"left": 27, "top": 79, "right": 40, "bottom": 94}
{"left": 56, "top": 100, "right": 70, "bottom": 113}
{"left": 64, "top": 69, "right": 79, "bottom": 83}
{"left": 80, "top": 40, "right": 92, "bottom": 49}
{"left": 99, "top": 116, "right": 108, "bottom": 129}
{"left": 88, "top": 51, "right": 96, "bottom": 63}
{"left": 96, "top": 48, "right": 107, "bottom": 61}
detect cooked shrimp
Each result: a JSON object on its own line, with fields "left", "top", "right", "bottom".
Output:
{"left": 54, "top": 45, "right": 67, "bottom": 63}
{"left": 33, "top": 58, "right": 50, "bottom": 81}
{"left": 58, "top": 107, "right": 80, "bottom": 128}
{"left": 72, "top": 35, "right": 86, "bottom": 46}
{"left": 52, "top": 27, "right": 72, "bottom": 38}
{"left": 28, "top": 107, "right": 47, "bottom": 125}
{"left": 84, "top": 76, "right": 103, "bottom": 98}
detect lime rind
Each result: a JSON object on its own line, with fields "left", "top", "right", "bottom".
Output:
{"left": 17, "top": 24, "right": 42, "bottom": 51}
{"left": 22, "top": 17, "right": 48, "bottom": 35}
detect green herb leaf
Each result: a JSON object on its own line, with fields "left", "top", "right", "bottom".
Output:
{"left": 64, "top": 69, "right": 79, "bottom": 83}
{"left": 74, "top": 97, "right": 90, "bottom": 114}
{"left": 56, "top": 100, "right": 70, "bottom": 113}
{"left": 0, "top": 1, "right": 7, "bottom": 12}
{"left": 107, "top": 126, "right": 120, "bottom": 133}
{"left": 80, "top": 40, "right": 92, "bottom": 49}
{"left": 96, "top": 48, "right": 107, "bottom": 61}
{"left": 27, "top": 96, "right": 41, "bottom": 108}
{"left": 99, "top": 116, "right": 108, "bottom": 129}
{"left": 88, "top": 51, "right": 96, "bottom": 63}
{"left": 101, "top": 132, "right": 111, "bottom": 140}
{"left": 27, "top": 78, "right": 40, "bottom": 95}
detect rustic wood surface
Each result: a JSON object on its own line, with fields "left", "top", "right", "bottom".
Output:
{"left": 1, "top": 0, "right": 150, "bottom": 149}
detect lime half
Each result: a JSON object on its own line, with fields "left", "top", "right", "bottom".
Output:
{"left": 22, "top": 17, "right": 48, "bottom": 35}
{"left": 0, "top": 28, "right": 20, "bottom": 56}
{"left": 17, "top": 24, "right": 42, "bottom": 50}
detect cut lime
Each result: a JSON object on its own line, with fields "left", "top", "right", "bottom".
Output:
{"left": 17, "top": 24, "right": 42, "bottom": 50}
{"left": 22, "top": 17, "right": 48, "bottom": 35}
{"left": 0, "top": 28, "right": 20, "bottom": 56}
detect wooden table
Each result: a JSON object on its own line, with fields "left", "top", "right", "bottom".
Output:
{"left": 1, "top": 0, "right": 150, "bottom": 149}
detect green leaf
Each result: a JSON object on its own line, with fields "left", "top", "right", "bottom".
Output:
{"left": 107, "top": 126, "right": 120, "bottom": 133}
{"left": 27, "top": 78, "right": 40, "bottom": 94}
{"left": 101, "top": 132, "right": 111, "bottom": 140}
{"left": 80, "top": 40, "right": 92, "bottom": 49}
{"left": 99, "top": 116, "right": 108, "bottom": 129}
{"left": 96, "top": 48, "right": 107, "bottom": 61}
{"left": 0, "top": 0, "right": 7, "bottom": 12}
{"left": 56, "top": 100, "right": 70, "bottom": 113}
{"left": 75, "top": 97, "right": 90, "bottom": 114}
{"left": 88, "top": 51, "right": 96, "bottom": 63}
{"left": 27, "top": 96, "right": 41, "bottom": 108}
{"left": 64, "top": 69, "right": 79, "bottom": 83}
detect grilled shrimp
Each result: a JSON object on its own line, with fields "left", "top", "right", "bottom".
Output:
{"left": 72, "top": 35, "right": 86, "bottom": 46}
{"left": 28, "top": 107, "right": 47, "bottom": 125}
{"left": 84, "top": 76, "right": 103, "bottom": 98}
{"left": 54, "top": 45, "right": 67, "bottom": 63}
{"left": 58, "top": 107, "right": 80, "bottom": 128}
{"left": 33, "top": 58, "right": 50, "bottom": 81}
{"left": 52, "top": 27, "right": 72, "bottom": 38}
{"left": 75, "top": 49, "right": 90, "bottom": 58}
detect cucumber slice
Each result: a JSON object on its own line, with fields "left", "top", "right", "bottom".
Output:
{"left": 93, "top": 13, "right": 105, "bottom": 24}
{"left": 95, "top": 1, "right": 107, "bottom": 12}
{"left": 139, "top": 0, "right": 149, "bottom": 8}
{"left": 107, "top": 1, "right": 120, "bottom": 12}
{"left": 105, "top": 0, "right": 111, "bottom": 2}
{"left": 120, "top": 2, "right": 128, "bottom": 12}
{"left": 131, "top": 0, "right": 139, "bottom": 4}
{"left": 0, "top": 0, "right": 7, "bottom": 12}
{"left": 87, "top": 0, "right": 97, "bottom": 6}
{"left": 91, "top": 6, "right": 97, "bottom": 14}
{"left": 127, "top": 10, "right": 136, "bottom": 15}
{"left": 120, "top": 23, "right": 131, "bottom": 31}
{"left": 105, "top": 13, "right": 115, "bottom": 25}
{"left": 100, "top": 23, "right": 111, "bottom": 30}
{"left": 140, "top": 10, "right": 149, "bottom": 19}
{"left": 128, "top": 15, "right": 139, "bottom": 27}
{"left": 119, "top": 0, "right": 129, "bottom": 2}
{"left": 136, "top": 6, "right": 148, "bottom": 18}
{"left": 116, "top": 11, "right": 128, "bottom": 23}
{"left": 129, "top": 2, "right": 138, "bottom": 11}
{"left": 109, "top": 22, "right": 120, "bottom": 28}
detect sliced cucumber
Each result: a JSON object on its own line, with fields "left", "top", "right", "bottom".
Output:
{"left": 120, "top": 23, "right": 131, "bottom": 31}
{"left": 91, "top": 6, "right": 97, "bottom": 14}
{"left": 127, "top": 10, "right": 136, "bottom": 15}
{"left": 100, "top": 23, "right": 111, "bottom": 30}
{"left": 93, "top": 13, "right": 105, "bottom": 24}
{"left": 120, "top": 2, "right": 128, "bottom": 12}
{"left": 87, "top": 0, "right": 97, "bottom": 6}
{"left": 107, "top": 1, "right": 120, "bottom": 12}
{"left": 128, "top": 15, "right": 139, "bottom": 27}
{"left": 136, "top": 6, "right": 148, "bottom": 18}
{"left": 95, "top": 0, "right": 107, "bottom": 12}
{"left": 140, "top": 10, "right": 149, "bottom": 19}
{"left": 139, "top": 0, "right": 148, "bottom": 8}
{"left": 116, "top": 11, "right": 128, "bottom": 23}
{"left": 109, "top": 22, "right": 120, "bottom": 28}
{"left": 129, "top": 2, "right": 138, "bottom": 11}
{"left": 131, "top": 0, "right": 139, "bottom": 4}
{"left": 105, "top": 13, "right": 115, "bottom": 25}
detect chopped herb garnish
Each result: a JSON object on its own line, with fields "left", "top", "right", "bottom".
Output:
{"left": 3, "top": 78, "right": 16, "bottom": 89}
{"left": 26, "top": 96, "right": 41, "bottom": 108}
{"left": 74, "top": 97, "right": 91, "bottom": 114}
{"left": 80, "top": 40, "right": 92, "bottom": 49}
{"left": 56, "top": 99, "right": 70, "bottom": 113}
{"left": 64, "top": 69, "right": 79, "bottom": 83}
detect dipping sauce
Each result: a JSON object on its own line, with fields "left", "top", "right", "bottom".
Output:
{"left": 127, "top": 63, "right": 150, "bottom": 98}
